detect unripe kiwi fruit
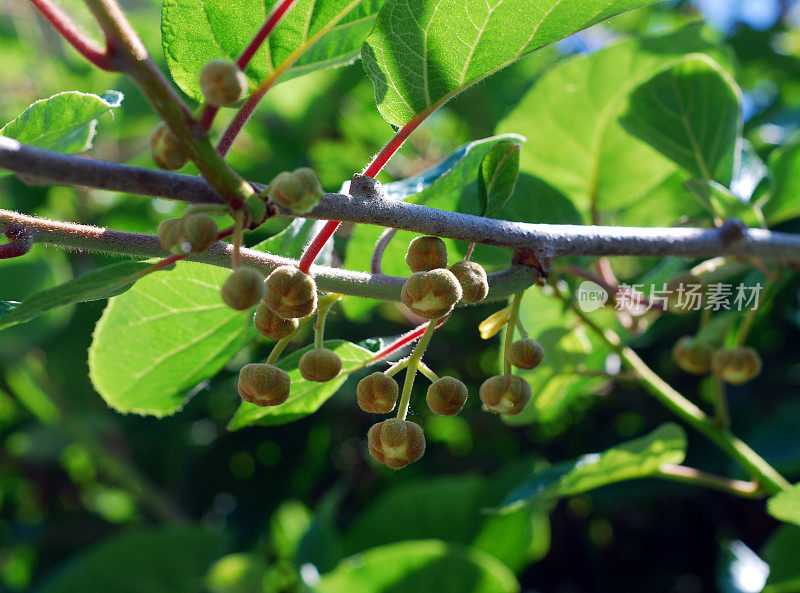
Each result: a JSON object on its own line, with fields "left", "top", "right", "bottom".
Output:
{"left": 426, "top": 376, "right": 468, "bottom": 415}
{"left": 479, "top": 375, "right": 531, "bottom": 416}
{"left": 238, "top": 363, "right": 290, "bottom": 406}
{"left": 357, "top": 372, "right": 399, "bottom": 414}
{"left": 150, "top": 122, "right": 188, "bottom": 170}
{"left": 367, "top": 418, "right": 426, "bottom": 469}
{"left": 711, "top": 347, "right": 762, "bottom": 385}
{"left": 199, "top": 59, "right": 248, "bottom": 106}
{"left": 254, "top": 301, "right": 298, "bottom": 340}
{"left": 401, "top": 269, "right": 462, "bottom": 319}
{"left": 405, "top": 236, "right": 448, "bottom": 272}
{"left": 299, "top": 348, "right": 342, "bottom": 382}
{"left": 671, "top": 336, "right": 712, "bottom": 375}
{"left": 449, "top": 260, "right": 488, "bottom": 304}
{"left": 157, "top": 218, "right": 184, "bottom": 252}
{"left": 268, "top": 168, "right": 324, "bottom": 214}
{"left": 507, "top": 338, "right": 545, "bottom": 370}
{"left": 182, "top": 213, "right": 218, "bottom": 254}
{"left": 264, "top": 265, "right": 318, "bottom": 319}
{"left": 665, "top": 272, "right": 703, "bottom": 315}
{"left": 221, "top": 267, "right": 265, "bottom": 311}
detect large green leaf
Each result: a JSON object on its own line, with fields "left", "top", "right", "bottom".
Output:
{"left": 88, "top": 261, "right": 253, "bottom": 417}
{"left": 362, "top": 0, "right": 660, "bottom": 127}
{"left": 0, "top": 261, "right": 153, "bottom": 330}
{"left": 0, "top": 90, "right": 122, "bottom": 153}
{"left": 620, "top": 55, "right": 741, "bottom": 185}
{"left": 500, "top": 423, "right": 687, "bottom": 512}
{"left": 762, "top": 135, "right": 800, "bottom": 225}
{"left": 35, "top": 527, "right": 227, "bottom": 593}
{"left": 762, "top": 526, "right": 800, "bottom": 593}
{"left": 162, "top": 0, "right": 383, "bottom": 102}
{"left": 497, "top": 25, "right": 726, "bottom": 221}
{"left": 228, "top": 339, "right": 373, "bottom": 429}
{"left": 314, "top": 540, "right": 519, "bottom": 593}
{"left": 477, "top": 140, "right": 520, "bottom": 217}
{"left": 767, "top": 483, "right": 800, "bottom": 528}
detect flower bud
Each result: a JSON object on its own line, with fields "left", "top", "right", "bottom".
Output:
{"left": 264, "top": 265, "right": 318, "bottom": 319}
{"left": 671, "top": 336, "right": 712, "bottom": 375}
{"left": 449, "top": 260, "right": 488, "bottom": 304}
{"left": 182, "top": 213, "right": 218, "bottom": 254}
{"left": 357, "top": 372, "right": 399, "bottom": 414}
{"left": 479, "top": 375, "right": 531, "bottom": 416}
{"left": 711, "top": 347, "right": 762, "bottom": 385}
{"left": 221, "top": 267, "right": 265, "bottom": 311}
{"left": 299, "top": 348, "right": 342, "bottom": 382}
{"left": 507, "top": 338, "right": 545, "bottom": 370}
{"left": 238, "top": 363, "right": 290, "bottom": 406}
{"left": 401, "top": 269, "right": 462, "bottom": 319}
{"left": 150, "top": 122, "right": 188, "bottom": 170}
{"left": 405, "top": 236, "right": 448, "bottom": 272}
{"left": 199, "top": 59, "right": 248, "bottom": 106}
{"left": 254, "top": 301, "right": 298, "bottom": 340}
{"left": 367, "top": 418, "right": 426, "bottom": 469}
{"left": 268, "top": 168, "right": 324, "bottom": 214}
{"left": 157, "top": 217, "right": 184, "bottom": 252}
{"left": 665, "top": 272, "right": 703, "bottom": 315}
{"left": 426, "top": 376, "right": 468, "bottom": 415}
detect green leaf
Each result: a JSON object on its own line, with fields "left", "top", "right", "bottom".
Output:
{"left": 0, "top": 261, "right": 153, "bottom": 330}
{"left": 497, "top": 25, "right": 728, "bottom": 221}
{"left": 227, "top": 340, "right": 373, "bottom": 430}
{"left": 314, "top": 540, "right": 519, "bottom": 593}
{"left": 162, "top": 0, "right": 384, "bottom": 103}
{"left": 1, "top": 91, "right": 122, "bottom": 153}
{"left": 762, "top": 526, "right": 800, "bottom": 593}
{"left": 362, "top": 0, "right": 660, "bottom": 127}
{"left": 767, "top": 483, "right": 800, "bottom": 528}
{"left": 88, "top": 261, "right": 253, "bottom": 417}
{"left": 762, "top": 134, "right": 800, "bottom": 225}
{"left": 478, "top": 140, "right": 520, "bottom": 217}
{"left": 500, "top": 423, "right": 687, "bottom": 512}
{"left": 0, "top": 301, "right": 18, "bottom": 322}
{"left": 620, "top": 55, "right": 741, "bottom": 185}
{"left": 36, "top": 527, "right": 227, "bottom": 593}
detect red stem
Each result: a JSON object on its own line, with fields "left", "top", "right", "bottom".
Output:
{"left": 198, "top": 0, "right": 298, "bottom": 134}
{"left": 298, "top": 116, "right": 427, "bottom": 272}
{"left": 368, "top": 318, "right": 446, "bottom": 363}
{"left": 29, "top": 0, "right": 115, "bottom": 71}
{"left": 216, "top": 79, "right": 277, "bottom": 155}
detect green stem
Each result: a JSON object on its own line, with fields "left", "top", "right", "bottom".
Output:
{"left": 655, "top": 464, "right": 762, "bottom": 498}
{"left": 711, "top": 375, "right": 730, "bottom": 429}
{"left": 313, "top": 294, "right": 341, "bottom": 349}
{"left": 560, "top": 288, "right": 790, "bottom": 495}
{"left": 266, "top": 315, "right": 314, "bottom": 364}
{"left": 418, "top": 362, "right": 438, "bottom": 382}
{"left": 396, "top": 319, "right": 439, "bottom": 420}
{"left": 503, "top": 291, "right": 524, "bottom": 375}
{"left": 384, "top": 359, "right": 410, "bottom": 378}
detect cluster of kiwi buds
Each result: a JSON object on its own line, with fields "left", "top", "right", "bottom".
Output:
{"left": 478, "top": 338, "right": 543, "bottom": 415}
{"left": 401, "top": 236, "right": 489, "bottom": 318}
{"left": 672, "top": 336, "right": 762, "bottom": 384}
{"left": 158, "top": 209, "right": 219, "bottom": 255}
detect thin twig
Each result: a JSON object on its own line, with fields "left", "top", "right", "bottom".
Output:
{"left": 371, "top": 228, "right": 398, "bottom": 275}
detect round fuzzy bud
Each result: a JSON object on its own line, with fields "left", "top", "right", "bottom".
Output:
{"left": 182, "top": 213, "right": 218, "bottom": 254}
{"left": 406, "top": 236, "right": 448, "bottom": 272}
{"left": 199, "top": 59, "right": 248, "bottom": 106}
{"left": 507, "top": 339, "right": 545, "bottom": 370}
{"left": 221, "top": 267, "right": 265, "bottom": 311}
{"left": 357, "top": 372, "right": 399, "bottom": 414}
{"left": 401, "top": 269, "right": 462, "bottom": 319}
{"left": 299, "top": 348, "right": 342, "bottom": 382}
{"left": 150, "top": 122, "right": 188, "bottom": 170}
{"left": 268, "top": 168, "right": 324, "bottom": 214}
{"left": 665, "top": 272, "right": 703, "bottom": 315}
{"left": 254, "top": 301, "right": 298, "bottom": 340}
{"left": 449, "top": 260, "right": 488, "bottom": 304}
{"left": 367, "top": 418, "right": 426, "bottom": 469}
{"left": 264, "top": 265, "right": 318, "bottom": 319}
{"left": 157, "top": 218, "right": 184, "bottom": 251}
{"left": 711, "top": 347, "right": 762, "bottom": 385}
{"left": 238, "top": 363, "right": 290, "bottom": 406}
{"left": 671, "top": 336, "right": 712, "bottom": 375}
{"left": 479, "top": 375, "right": 531, "bottom": 416}
{"left": 426, "top": 376, "right": 468, "bottom": 416}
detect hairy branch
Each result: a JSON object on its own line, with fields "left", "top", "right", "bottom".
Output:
{"left": 3, "top": 139, "right": 800, "bottom": 265}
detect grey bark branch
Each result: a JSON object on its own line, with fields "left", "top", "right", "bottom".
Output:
{"left": 2, "top": 137, "right": 800, "bottom": 263}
